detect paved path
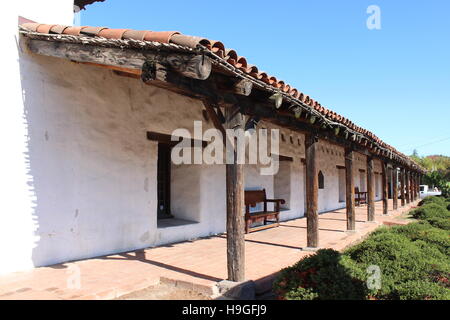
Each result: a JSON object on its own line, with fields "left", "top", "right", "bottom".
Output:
{"left": 0, "top": 200, "right": 419, "bottom": 300}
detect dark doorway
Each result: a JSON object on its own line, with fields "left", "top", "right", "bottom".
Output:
{"left": 157, "top": 143, "right": 173, "bottom": 219}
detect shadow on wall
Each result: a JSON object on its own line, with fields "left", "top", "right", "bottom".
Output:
{"left": 19, "top": 39, "right": 157, "bottom": 268}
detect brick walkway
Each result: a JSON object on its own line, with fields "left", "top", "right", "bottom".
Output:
{"left": 0, "top": 200, "right": 418, "bottom": 300}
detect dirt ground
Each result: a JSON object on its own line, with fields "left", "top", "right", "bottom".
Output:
{"left": 115, "top": 283, "right": 211, "bottom": 300}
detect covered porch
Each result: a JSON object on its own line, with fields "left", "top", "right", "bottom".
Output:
{"left": 15, "top": 24, "right": 425, "bottom": 285}
{"left": 0, "top": 199, "right": 418, "bottom": 300}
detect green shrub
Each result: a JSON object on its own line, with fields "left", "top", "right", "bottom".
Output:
{"left": 345, "top": 232, "right": 430, "bottom": 298}
{"left": 273, "top": 249, "right": 367, "bottom": 300}
{"left": 394, "top": 280, "right": 450, "bottom": 300}
{"left": 274, "top": 208, "right": 450, "bottom": 300}
{"left": 410, "top": 203, "right": 449, "bottom": 220}
{"left": 418, "top": 196, "right": 447, "bottom": 207}
{"left": 393, "top": 221, "right": 450, "bottom": 253}
{"left": 427, "top": 217, "right": 450, "bottom": 231}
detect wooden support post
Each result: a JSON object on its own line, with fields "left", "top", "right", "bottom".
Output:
{"left": 345, "top": 148, "right": 356, "bottom": 230}
{"left": 367, "top": 157, "right": 375, "bottom": 221}
{"left": 416, "top": 174, "right": 419, "bottom": 200}
{"left": 414, "top": 174, "right": 417, "bottom": 200}
{"left": 225, "top": 105, "right": 245, "bottom": 282}
{"left": 417, "top": 174, "right": 421, "bottom": 199}
{"left": 305, "top": 134, "right": 319, "bottom": 248}
{"left": 415, "top": 174, "right": 419, "bottom": 200}
{"left": 415, "top": 174, "right": 418, "bottom": 197}
{"left": 382, "top": 162, "right": 388, "bottom": 215}
{"left": 392, "top": 167, "right": 398, "bottom": 210}
{"left": 400, "top": 168, "right": 406, "bottom": 207}
{"left": 405, "top": 171, "right": 410, "bottom": 204}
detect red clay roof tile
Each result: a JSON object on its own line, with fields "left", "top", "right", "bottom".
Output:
{"left": 19, "top": 22, "right": 424, "bottom": 170}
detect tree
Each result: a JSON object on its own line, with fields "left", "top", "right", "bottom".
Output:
{"left": 409, "top": 153, "right": 450, "bottom": 192}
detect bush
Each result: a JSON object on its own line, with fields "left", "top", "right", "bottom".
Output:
{"left": 273, "top": 249, "right": 367, "bottom": 300}
{"left": 344, "top": 231, "right": 447, "bottom": 298}
{"left": 274, "top": 221, "right": 450, "bottom": 300}
{"left": 393, "top": 221, "right": 450, "bottom": 255}
{"left": 395, "top": 280, "right": 450, "bottom": 300}
{"left": 427, "top": 217, "right": 450, "bottom": 231}
{"left": 410, "top": 203, "right": 449, "bottom": 220}
{"left": 418, "top": 196, "right": 447, "bottom": 207}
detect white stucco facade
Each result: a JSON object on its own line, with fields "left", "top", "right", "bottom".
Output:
{"left": 0, "top": 0, "right": 75, "bottom": 275}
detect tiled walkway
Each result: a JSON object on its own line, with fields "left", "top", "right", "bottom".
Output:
{"left": 0, "top": 200, "right": 419, "bottom": 300}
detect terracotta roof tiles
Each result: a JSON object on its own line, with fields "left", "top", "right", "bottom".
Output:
{"left": 19, "top": 22, "right": 423, "bottom": 171}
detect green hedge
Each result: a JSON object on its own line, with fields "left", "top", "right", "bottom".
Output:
{"left": 418, "top": 196, "right": 448, "bottom": 207}
{"left": 273, "top": 249, "right": 367, "bottom": 300}
{"left": 273, "top": 197, "right": 450, "bottom": 300}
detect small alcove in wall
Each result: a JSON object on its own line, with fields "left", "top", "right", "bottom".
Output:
{"left": 318, "top": 170, "right": 325, "bottom": 189}
{"left": 148, "top": 131, "right": 203, "bottom": 228}
{"left": 274, "top": 155, "right": 293, "bottom": 210}
{"left": 337, "top": 165, "right": 346, "bottom": 202}
{"left": 359, "top": 169, "right": 366, "bottom": 192}
{"left": 375, "top": 172, "right": 381, "bottom": 198}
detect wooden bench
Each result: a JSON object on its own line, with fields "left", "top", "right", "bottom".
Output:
{"left": 355, "top": 187, "right": 367, "bottom": 206}
{"left": 244, "top": 189, "right": 285, "bottom": 234}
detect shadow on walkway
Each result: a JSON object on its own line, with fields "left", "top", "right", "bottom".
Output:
{"left": 101, "top": 252, "right": 222, "bottom": 282}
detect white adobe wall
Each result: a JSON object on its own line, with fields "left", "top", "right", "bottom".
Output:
{"left": 9, "top": 42, "right": 226, "bottom": 270}
{"left": 244, "top": 122, "right": 305, "bottom": 221}
{"left": 0, "top": 0, "right": 74, "bottom": 275}
{"left": 316, "top": 141, "right": 346, "bottom": 213}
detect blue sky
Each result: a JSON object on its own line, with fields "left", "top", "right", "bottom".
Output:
{"left": 80, "top": 0, "right": 450, "bottom": 157}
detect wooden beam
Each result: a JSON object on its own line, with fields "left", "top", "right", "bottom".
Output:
{"left": 393, "top": 167, "right": 398, "bottom": 210}
{"left": 225, "top": 105, "right": 245, "bottom": 282}
{"left": 146, "top": 131, "right": 207, "bottom": 148}
{"left": 202, "top": 100, "right": 226, "bottom": 143}
{"left": 52, "top": 34, "right": 422, "bottom": 174}
{"left": 233, "top": 80, "right": 253, "bottom": 96}
{"left": 367, "top": 157, "right": 375, "bottom": 221}
{"left": 305, "top": 134, "right": 319, "bottom": 247}
{"left": 382, "top": 161, "right": 388, "bottom": 215}
{"left": 214, "top": 77, "right": 253, "bottom": 96}
{"left": 27, "top": 39, "right": 212, "bottom": 80}
{"left": 345, "top": 148, "right": 356, "bottom": 230}
{"left": 272, "top": 154, "right": 294, "bottom": 162}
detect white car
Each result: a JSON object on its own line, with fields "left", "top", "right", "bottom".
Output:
{"left": 419, "top": 185, "right": 442, "bottom": 198}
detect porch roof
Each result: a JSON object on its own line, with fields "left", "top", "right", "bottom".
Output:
{"left": 18, "top": 23, "right": 425, "bottom": 173}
